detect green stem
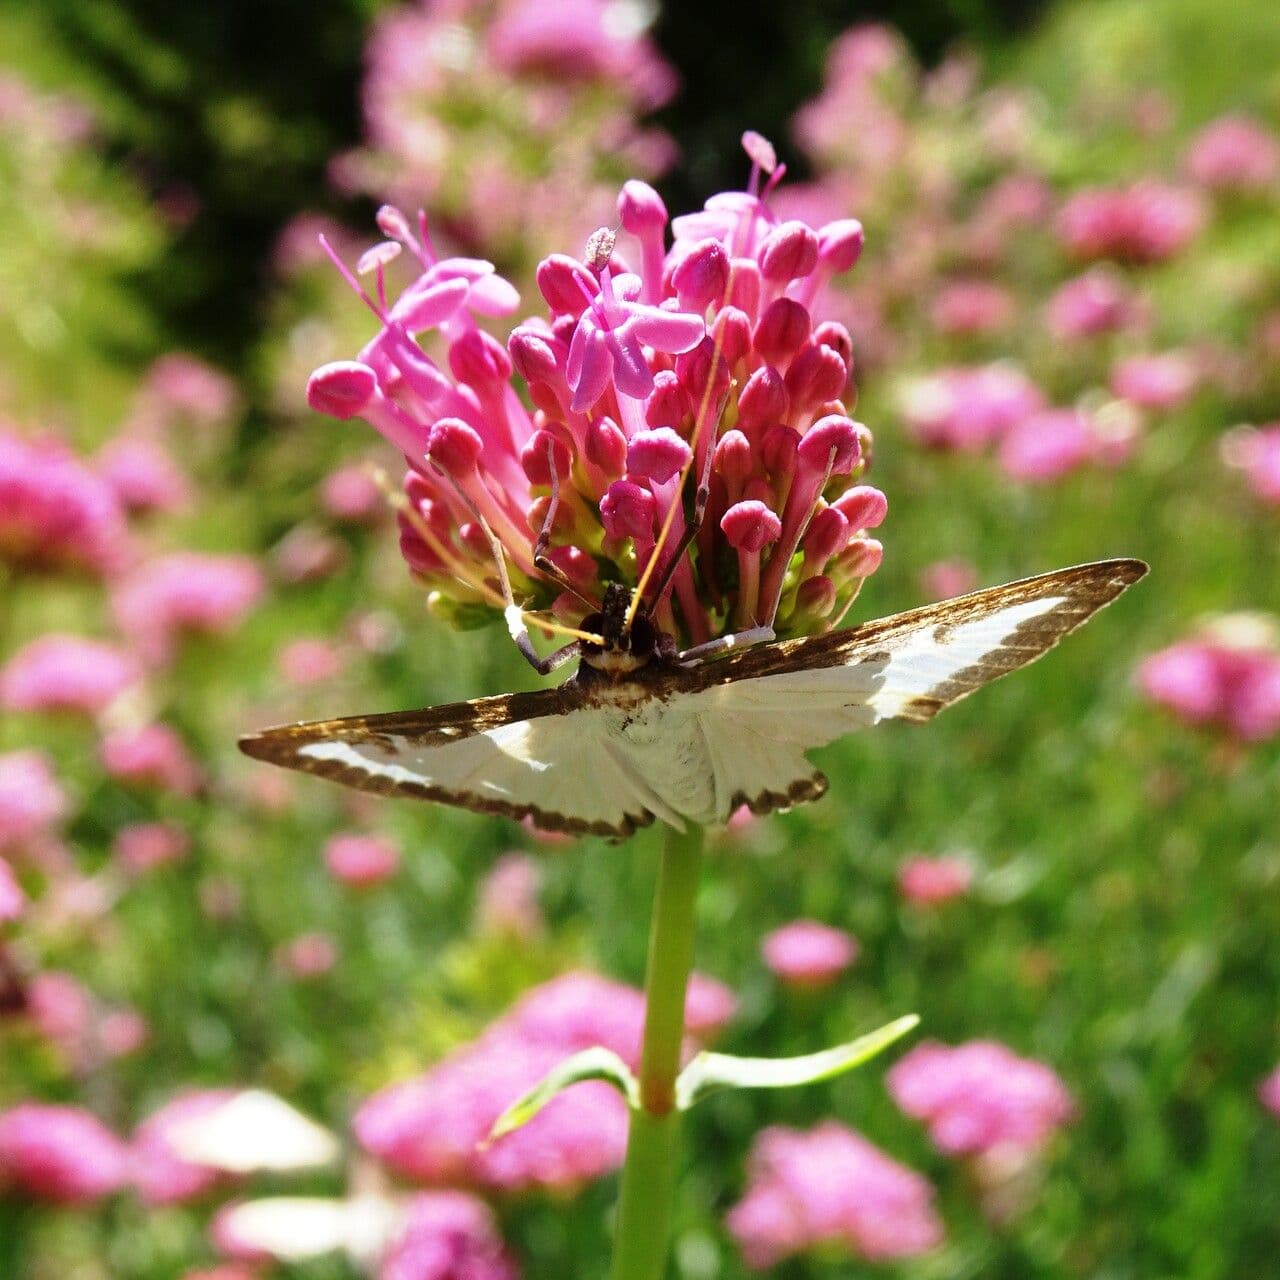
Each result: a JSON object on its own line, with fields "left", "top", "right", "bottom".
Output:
{"left": 608, "top": 821, "right": 705, "bottom": 1280}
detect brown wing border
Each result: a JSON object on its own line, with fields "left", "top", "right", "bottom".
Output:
{"left": 684, "top": 558, "right": 1148, "bottom": 721}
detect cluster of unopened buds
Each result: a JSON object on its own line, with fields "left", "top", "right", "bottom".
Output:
{"left": 307, "top": 133, "right": 885, "bottom": 659}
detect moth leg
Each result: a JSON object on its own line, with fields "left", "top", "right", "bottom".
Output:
{"left": 676, "top": 625, "right": 775, "bottom": 666}
{"left": 533, "top": 437, "right": 598, "bottom": 611}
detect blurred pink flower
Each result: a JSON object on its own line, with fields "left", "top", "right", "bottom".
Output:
{"left": 272, "top": 525, "right": 349, "bottom": 585}
{"left": 99, "top": 1008, "right": 149, "bottom": 1059}
{"left": 276, "top": 932, "right": 338, "bottom": 979}
{"left": 278, "top": 638, "right": 346, "bottom": 686}
{"left": 1057, "top": 182, "right": 1205, "bottom": 264}
{"left": 1221, "top": 424, "right": 1280, "bottom": 506}
{"left": 919, "top": 559, "right": 978, "bottom": 602}
{"left": 901, "top": 363, "right": 1045, "bottom": 452}
{"left": 1137, "top": 615, "right": 1280, "bottom": 743}
{"left": 475, "top": 852, "right": 543, "bottom": 939}
{"left": 683, "top": 972, "right": 738, "bottom": 1041}
{"left": 998, "top": 407, "right": 1099, "bottom": 482}
{"left": 1184, "top": 115, "right": 1280, "bottom": 193}
{"left": 133, "top": 355, "right": 240, "bottom": 430}
{"left": 1259, "top": 1064, "right": 1280, "bottom": 1117}
{"left": 26, "top": 971, "right": 93, "bottom": 1061}
{"left": 132, "top": 1090, "right": 237, "bottom": 1205}
{"left": 113, "top": 552, "right": 265, "bottom": 664}
{"left": 727, "top": 1123, "right": 943, "bottom": 1267}
{"left": 888, "top": 1039, "right": 1074, "bottom": 1156}
{"left": 96, "top": 437, "right": 190, "bottom": 515}
{"left": 0, "top": 1102, "right": 130, "bottom": 1203}
{"left": 100, "top": 724, "right": 203, "bottom": 795}
{"left": 381, "top": 1190, "right": 518, "bottom": 1280}
{"left": 324, "top": 832, "right": 401, "bottom": 889}
{"left": 1110, "top": 351, "right": 1198, "bottom": 411}
{"left": 762, "top": 920, "right": 858, "bottom": 989}
{"left": 0, "top": 633, "right": 140, "bottom": 717}
{"left": 0, "top": 428, "right": 131, "bottom": 577}
{"left": 898, "top": 854, "right": 973, "bottom": 905}
{"left": 1046, "top": 268, "right": 1140, "bottom": 339}
{"left": 930, "top": 279, "right": 1014, "bottom": 335}
{"left": 321, "top": 463, "right": 385, "bottom": 523}
{"left": 0, "top": 750, "right": 67, "bottom": 855}
{"left": 0, "top": 856, "right": 24, "bottom": 921}
{"left": 113, "top": 822, "right": 190, "bottom": 874}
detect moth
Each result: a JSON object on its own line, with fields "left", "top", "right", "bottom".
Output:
{"left": 240, "top": 558, "right": 1147, "bottom": 839}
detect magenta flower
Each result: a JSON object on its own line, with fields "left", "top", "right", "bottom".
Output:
{"left": 0, "top": 428, "right": 131, "bottom": 577}
{"left": 1110, "top": 351, "right": 1199, "bottom": 412}
{"left": 1137, "top": 615, "right": 1280, "bottom": 743}
{"left": 930, "top": 279, "right": 1014, "bottom": 335}
{"left": 308, "top": 136, "right": 880, "bottom": 649}
{"left": 1045, "top": 268, "right": 1141, "bottom": 340}
{"left": 0, "top": 856, "right": 24, "bottom": 922}
{"left": 998, "top": 407, "right": 1123, "bottom": 483}
{"left": 475, "top": 852, "right": 543, "bottom": 940}
{"left": 898, "top": 854, "right": 973, "bottom": 905}
{"left": 900, "top": 363, "right": 1046, "bottom": 452}
{"left": 278, "top": 637, "right": 346, "bottom": 686}
{"left": 25, "top": 972, "right": 93, "bottom": 1062}
{"left": 112, "top": 552, "right": 265, "bottom": 664}
{"left": 1184, "top": 115, "right": 1280, "bottom": 193}
{"left": 0, "top": 1103, "right": 130, "bottom": 1204}
{"left": 324, "top": 832, "right": 401, "bottom": 890}
{"left": 320, "top": 463, "right": 385, "bottom": 523}
{"left": 888, "top": 1039, "right": 1075, "bottom": 1156}
{"left": 727, "top": 1123, "right": 943, "bottom": 1267}
{"left": 276, "top": 932, "right": 338, "bottom": 979}
{"left": 0, "top": 633, "right": 140, "bottom": 717}
{"left": 1221, "top": 424, "right": 1280, "bottom": 506}
{"left": 113, "top": 822, "right": 190, "bottom": 875}
{"left": 1057, "top": 181, "right": 1206, "bottom": 264}
{"left": 96, "top": 437, "right": 189, "bottom": 515}
{"left": 100, "top": 724, "right": 203, "bottom": 795}
{"left": 381, "top": 1191, "right": 519, "bottom": 1280}
{"left": 683, "top": 972, "right": 738, "bottom": 1042}
{"left": 0, "top": 750, "right": 66, "bottom": 855}
{"left": 132, "top": 1090, "right": 239, "bottom": 1206}
{"left": 1259, "top": 1065, "right": 1280, "bottom": 1118}
{"left": 130, "top": 354, "right": 240, "bottom": 431}
{"left": 761, "top": 919, "right": 859, "bottom": 989}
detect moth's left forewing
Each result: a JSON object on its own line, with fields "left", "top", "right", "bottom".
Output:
{"left": 679, "top": 559, "right": 1147, "bottom": 818}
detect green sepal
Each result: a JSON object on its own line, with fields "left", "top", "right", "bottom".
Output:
{"left": 487, "top": 1047, "right": 640, "bottom": 1144}
{"left": 675, "top": 1014, "right": 920, "bottom": 1111}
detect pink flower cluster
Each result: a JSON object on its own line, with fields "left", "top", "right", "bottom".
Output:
{"left": 761, "top": 919, "right": 858, "bottom": 989}
{"left": 0, "top": 1103, "right": 130, "bottom": 1204}
{"left": 132, "top": 1090, "right": 239, "bottom": 1205}
{"left": 0, "top": 749, "right": 66, "bottom": 855}
{"left": 1259, "top": 1064, "right": 1280, "bottom": 1117}
{"left": 309, "top": 137, "right": 883, "bottom": 646}
{"left": 324, "top": 832, "right": 401, "bottom": 889}
{"left": 1221, "top": 424, "right": 1280, "bottom": 505}
{"left": 0, "top": 427, "right": 131, "bottom": 577}
{"left": 1057, "top": 182, "right": 1206, "bottom": 264}
{"left": 1184, "top": 115, "right": 1280, "bottom": 193}
{"left": 356, "top": 969, "right": 724, "bottom": 1193}
{"left": 1137, "top": 614, "right": 1280, "bottom": 743}
{"left": 381, "top": 1190, "right": 518, "bottom": 1280}
{"left": 336, "top": 0, "right": 677, "bottom": 262}
{"left": 897, "top": 854, "right": 973, "bottom": 905}
{"left": 727, "top": 1122, "right": 943, "bottom": 1267}
{"left": 475, "top": 852, "right": 543, "bottom": 939}
{"left": 0, "top": 633, "right": 139, "bottom": 717}
{"left": 888, "top": 1040, "right": 1074, "bottom": 1156}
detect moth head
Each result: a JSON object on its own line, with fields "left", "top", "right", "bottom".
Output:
{"left": 579, "top": 582, "right": 660, "bottom": 672}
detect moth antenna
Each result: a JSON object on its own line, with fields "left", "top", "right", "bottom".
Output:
{"left": 533, "top": 437, "right": 600, "bottom": 612}
{"left": 626, "top": 280, "right": 734, "bottom": 633}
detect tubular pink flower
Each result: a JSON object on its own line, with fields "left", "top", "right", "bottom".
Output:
{"left": 722, "top": 500, "right": 782, "bottom": 626}
{"left": 626, "top": 428, "right": 692, "bottom": 485}
{"left": 832, "top": 484, "right": 888, "bottom": 530}
{"left": 619, "top": 180, "right": 670, "bottom": 305}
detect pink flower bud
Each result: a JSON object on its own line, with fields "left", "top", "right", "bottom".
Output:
{"left": 672, "top": 238, "right": 730, "bottom": 313}
{"left": 795, "top": 575, "right": 837, "bottom": 619}
{"left": 537, "top": 254, "right": 595, "bottom": 316}
{"left": 762, "top": 920, "right": 858, "bottom": 988}
{"left": 761, "top": 425, "right": 800, "bottom": 477}
{"left": 843, "top": 538, "right": 884, "bottom": 578}
{"left": 645, "top": 370, "right": 691, "bottom": 427}
{"left": 737, "top": 365, "right": 789, "bottom": 432}
{"left": 721, "top": 500, "right": 782, "bottom": 552}
{"left": 712, "top": 306, "right": 753, "bottom": 366}
{"left": 306, "top": 362, "right": 378, "bottom": 420}
{"left": 522, "top": 429, "right": 573, "bottom": 485}
{"left": 627, "top": 428, "right": 692, "bottom": 485}
{"left": 728, "top": 257, "right": 762, "bottom": 316}
{"left": 714, "top": 430, "right": 754, "bottom": 483}
{"left": 508, "top": 325, "right": 563, "bottom": 384}
{"left": 753, "top": 298, "right": 810, "bottom": 367}
{"left": 427, "top": 419, "right": 484, "bottom": 475}
{"left": 618, "top": 180, "right": 668, "bottom": 235}
{"left": 832, "top": 484, "right": 888, "bottom": 530}
{"left": 786, "top": 343, "right": 849, "bottom": 414}
{"left": 449, "top": 329, "right": 513, "bottom": 387}
{"left": 813, "top": 320, "right": 853, "bottom": 370}
{"left": 544, "top": 544, "right": 597, "bottom": 587}
{"left": 798, "top": 415, "right": 860, "bottom": 474}
{"left": 817, "top": 219, "right": 865, "bottom": 272}
{"left": 742, "top": 130, "right": 778, "bottom": 172}
{"left": 586, "top": 416, "right": 628, "bottom": 477}
{"left": 675, "top": 337, "right": 732, "bottom": 404}
{"left": 803, "top": 506, "right": 850, "bottom": 564}
{"left": 760, "top": 221, "right": 819, "bottom": 282}
{"left": 325, "top": 833, "right": 400, "bottom": 889}
{"left": 600, "top": 481, "right": 657, "bottom": 541}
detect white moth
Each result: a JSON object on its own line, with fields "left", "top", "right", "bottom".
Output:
{"left": 241, "top": 560, "right": 1147, "bottom": 839}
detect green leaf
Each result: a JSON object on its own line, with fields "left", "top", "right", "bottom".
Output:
{"left": 487, "top": 1047, "right": 639, "bottom": 1143}
{"left": 675, "top": 1014, "right": 920, "bottom": 1110}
